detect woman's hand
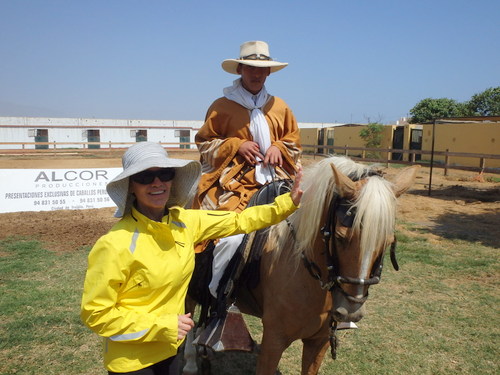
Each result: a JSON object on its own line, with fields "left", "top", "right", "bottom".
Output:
{"left": 177, "top": 313, "right": 195, "bottom": 341}
{"left": 291, "top": 166, "right": 303, "bottom": 206}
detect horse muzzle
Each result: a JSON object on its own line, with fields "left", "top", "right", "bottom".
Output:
{"left": 331, "top": 285, "right": 367, "bottom": 322}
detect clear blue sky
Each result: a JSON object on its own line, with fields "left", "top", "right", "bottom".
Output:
{"left": 1, "top": 0, "right": 499, "bottom": 124}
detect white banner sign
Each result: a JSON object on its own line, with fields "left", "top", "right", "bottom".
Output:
{"left": 0, "top": 168, "right": 122, "bottom": 213}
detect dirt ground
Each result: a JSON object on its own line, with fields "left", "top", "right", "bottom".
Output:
{"left": 0, "top": 152, "right": 499, "bottom": 251}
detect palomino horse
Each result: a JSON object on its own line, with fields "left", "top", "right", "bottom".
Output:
{"left": 183, "top": 156, "right": 419, "bottom": 375}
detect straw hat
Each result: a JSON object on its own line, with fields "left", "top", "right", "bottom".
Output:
{"left": 222, "top": 41, "right": 288, "bottom": 75}
{"left": 106, "top": 142, "right": 201, "bottom": 217}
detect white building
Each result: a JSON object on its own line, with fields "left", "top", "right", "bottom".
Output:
{"left": 0, "top": 116, "right": 341, "bottom": 150}
{"left": 0, "top": 116, "right": 203, "bottom": 150}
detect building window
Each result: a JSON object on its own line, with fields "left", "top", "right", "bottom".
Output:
{"left": 175, "top": 129, "right": 191, "bottom": 149}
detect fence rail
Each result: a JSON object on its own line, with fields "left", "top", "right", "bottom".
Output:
{"left": 0, "top": 141, "right": 196, "bottom": 157}
{"left": 303, "top": 144, "right": 500, "bottom": 175}
{"left": 0, "top": 141, "right": 194, "bottom": 149}
{"left": 1, "top": 141, "right": 499, "bottom": 175}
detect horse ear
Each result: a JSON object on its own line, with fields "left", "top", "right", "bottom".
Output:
{"left": 330, "top": 164, "right": 358, "bottom": 199}
{"left": 390, "top": 165, "right": 420, "bottom": 197}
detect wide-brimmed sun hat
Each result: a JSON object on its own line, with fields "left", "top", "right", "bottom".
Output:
{"left": 106, "top": 142, "right": 201, "bottom": 217}
{"left": 221, "top": 40, "right": 288, "bottom": 75}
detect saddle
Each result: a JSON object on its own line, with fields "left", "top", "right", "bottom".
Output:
{"left": 190, "top": 179, "right": 293, "bottom": 352}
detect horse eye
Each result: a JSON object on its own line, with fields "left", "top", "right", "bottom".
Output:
{"left": 335, "top": 227, "right": 349, "bottom": 241}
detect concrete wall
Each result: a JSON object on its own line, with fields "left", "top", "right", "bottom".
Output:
{"left": 332, "top": 125, "right": 368, "bottom": 151}
{"left": 330, "top": 124, "right": 423, "bottom": 160}
{"left": 299, "top": 128, "right": 318, "bottom": 153}
{"left": 421, "top": 121, "right": 500, "bottom": 168}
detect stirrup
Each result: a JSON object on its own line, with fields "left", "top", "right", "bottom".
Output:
{"left": 193, "top": 304, "right": 255, "bottom": 352}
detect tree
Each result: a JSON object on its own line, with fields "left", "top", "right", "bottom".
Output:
{"left": 359, "top": 122, "right": 383, "bottom": 148}
{"left": 467, "top": 87, "right": 500, "bottom": 116}
{"left": 359, "top": 122, "right": 383, "bottom": 158}
{"left": 409, "top": 98, "right": 470, "bottom": 123}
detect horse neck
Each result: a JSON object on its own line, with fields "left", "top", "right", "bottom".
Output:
{"left": 270, "top": 186, "right": 335, "bottom": 271}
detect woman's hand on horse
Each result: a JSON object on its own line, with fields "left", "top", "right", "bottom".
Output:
{"left": 291, "top": 166, "right": 303, "bottom": 206}
{"left": 177, "top": 313, "right": 195, "bottom": 341}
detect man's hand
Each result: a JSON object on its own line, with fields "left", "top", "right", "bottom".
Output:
{"left": 177, "top": 313, "right": 195, "bottom": 341}
{"left": 290, "top": 166, "right": 303, "bottom": 206}
{"left": 238, "top": 141, "right": 265, "bottom": 165}
{"left": 263, "top": 145, "right": 283, "bottom": 167}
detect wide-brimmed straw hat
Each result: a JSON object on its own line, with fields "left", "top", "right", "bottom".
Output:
{"left": 222, "top": 40, "right": 288, "bottom": 75}
{"left": 106, "top": 142, "right": 201, "bottom": 217}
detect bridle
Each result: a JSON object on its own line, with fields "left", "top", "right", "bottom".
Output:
{"left": 296, "top": 174, "right": 400, "bottom": 359}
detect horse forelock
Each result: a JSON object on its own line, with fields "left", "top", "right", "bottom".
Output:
{"left": 352, "top": 176, "right": 397, "bottom": 276}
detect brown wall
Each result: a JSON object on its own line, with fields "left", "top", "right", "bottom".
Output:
{"left": 421, "top": 122, "right": 500, "bottom": 168}
{"left": 298, "top": 120, "right": 499, "bottom": 169}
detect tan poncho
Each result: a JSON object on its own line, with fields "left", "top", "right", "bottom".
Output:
{"left": 194, "top": 96, "right": 302, "bottom": 213}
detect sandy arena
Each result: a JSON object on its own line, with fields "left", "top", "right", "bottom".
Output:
{"left": 0, "top": 152, "right": 499, "bottom": 251}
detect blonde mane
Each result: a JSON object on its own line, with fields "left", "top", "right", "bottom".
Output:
{"left": 271, "top": 156, "right": 397, "bottom": 268}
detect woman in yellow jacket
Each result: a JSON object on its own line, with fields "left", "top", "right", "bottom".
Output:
{"left": 81, "top": 142, "right": 302, "bottom": 375}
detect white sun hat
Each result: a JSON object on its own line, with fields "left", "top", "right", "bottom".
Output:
{"left": 221, "top": 40, "right": 288, "bottom": 75}
{"left": 106, "top": 142, "right": 201, "bottom": 217}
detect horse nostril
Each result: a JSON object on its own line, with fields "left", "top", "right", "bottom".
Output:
{"left": 333, "top": 307, "right": 349, "bottom": 321}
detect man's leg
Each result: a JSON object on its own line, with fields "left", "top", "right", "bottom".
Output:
{"left": 208, "top": 233, "right": 244, "bottom": 297}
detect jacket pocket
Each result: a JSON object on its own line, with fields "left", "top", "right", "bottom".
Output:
{"left": 121, "top": 272, "right": 148, "bottom": 295}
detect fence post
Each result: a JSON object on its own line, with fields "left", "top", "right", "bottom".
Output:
{"left": 344, "top": 145, "right": 348, "bottom": 156}
{"left": 444, "top": 149, "right": 449, "bottom": 176}
{"left": 480, "top": 157, "right": 486, "bottom": 171}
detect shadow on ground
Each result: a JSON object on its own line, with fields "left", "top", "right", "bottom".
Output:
{"left": 429, "top": 210, "right": 500, "bottom": 248}
{"left": 411, "top": 185, "right": 500, "bottom": 203}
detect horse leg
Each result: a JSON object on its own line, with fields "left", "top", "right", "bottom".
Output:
{"left": 255, "top": 330, "right": 290, "bottom": 375}
{"left": 300, "top": 337, "right": 330, "bottom": 375}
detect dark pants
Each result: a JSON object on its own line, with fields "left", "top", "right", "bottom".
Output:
{"left": 108, "top": 355, "right": 180, "bottom": 375}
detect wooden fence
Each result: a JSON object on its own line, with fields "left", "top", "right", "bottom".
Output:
{"left": 1, "top": 141, "right": 499, "bottom": 176}
{"left": 0, "top": 141, "right": 193, "bottom": 150}
{"left": 303, "top": 144, "right": 500, "bottom": 175}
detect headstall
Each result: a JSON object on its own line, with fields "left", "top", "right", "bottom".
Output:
{"left": 296, "top": 172, "right": 400, "bottom": 359}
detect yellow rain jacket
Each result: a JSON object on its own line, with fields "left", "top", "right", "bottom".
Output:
{"left": 81, "top": 193, "right": 297, "bottom": 373}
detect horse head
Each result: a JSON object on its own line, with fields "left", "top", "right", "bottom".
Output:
{"left": 328, "top": 163, "right": 419, "bottom": 322}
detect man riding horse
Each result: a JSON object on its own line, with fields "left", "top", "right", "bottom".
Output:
{"left": 192, "top": 40, "right": 302, "bottom": 300}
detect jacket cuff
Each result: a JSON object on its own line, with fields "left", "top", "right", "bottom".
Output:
{"left": 157, "top": 314, "right": 180, "bottom": 345}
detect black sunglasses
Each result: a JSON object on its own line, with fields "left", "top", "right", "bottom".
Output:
{"left": 130, "top": 168, "right": 176, "bottom": 185}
